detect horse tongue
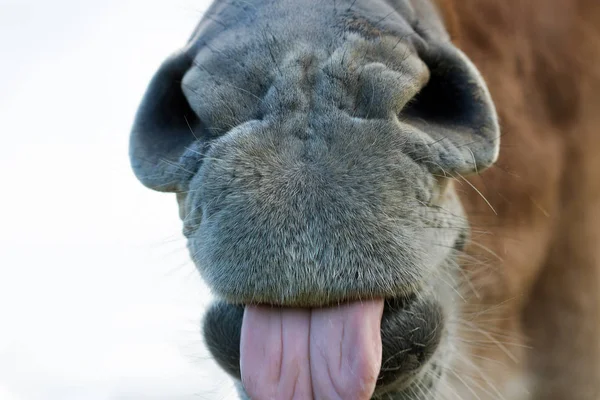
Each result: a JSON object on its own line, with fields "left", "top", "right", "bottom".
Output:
{"left": 240, "top": 300, "right": 384, "bottom": 400}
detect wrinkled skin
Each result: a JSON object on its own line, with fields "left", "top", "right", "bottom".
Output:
{"left": 130, "top": 0, "right": 600, "bottom": 399}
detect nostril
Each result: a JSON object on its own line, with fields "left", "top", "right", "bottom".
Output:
{"left": 403, "top": 46, "right": 479, "bottom": 127}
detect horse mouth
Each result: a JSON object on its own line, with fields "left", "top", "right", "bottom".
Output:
{"left": 203, "top": 294, "right": 444, "bottom": 398}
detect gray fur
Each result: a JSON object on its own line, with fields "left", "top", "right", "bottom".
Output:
{"left": 130, "top": 0, "right": 499, "bottom": 398}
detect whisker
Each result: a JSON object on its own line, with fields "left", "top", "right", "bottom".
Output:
{"left": 456, "top": 172, "right": 498, "bottom": 216}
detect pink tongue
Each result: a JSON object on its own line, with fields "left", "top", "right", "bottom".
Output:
{"left": 240, "top": 300, "right": 384, "bottom": 400}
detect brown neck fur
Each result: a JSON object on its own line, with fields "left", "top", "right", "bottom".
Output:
{"left": 431, "top": 0, "right": 600, "bottom": 398}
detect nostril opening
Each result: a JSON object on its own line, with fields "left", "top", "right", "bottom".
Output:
{"left": 403, "top": 59, "right": 475, "bottom": 125}
{"left": 402, "top": 45, "right": 490, "bottom": 130}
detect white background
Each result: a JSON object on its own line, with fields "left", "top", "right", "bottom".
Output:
{"left": 0, "top": 1, "right": 238, "bottom": 399}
